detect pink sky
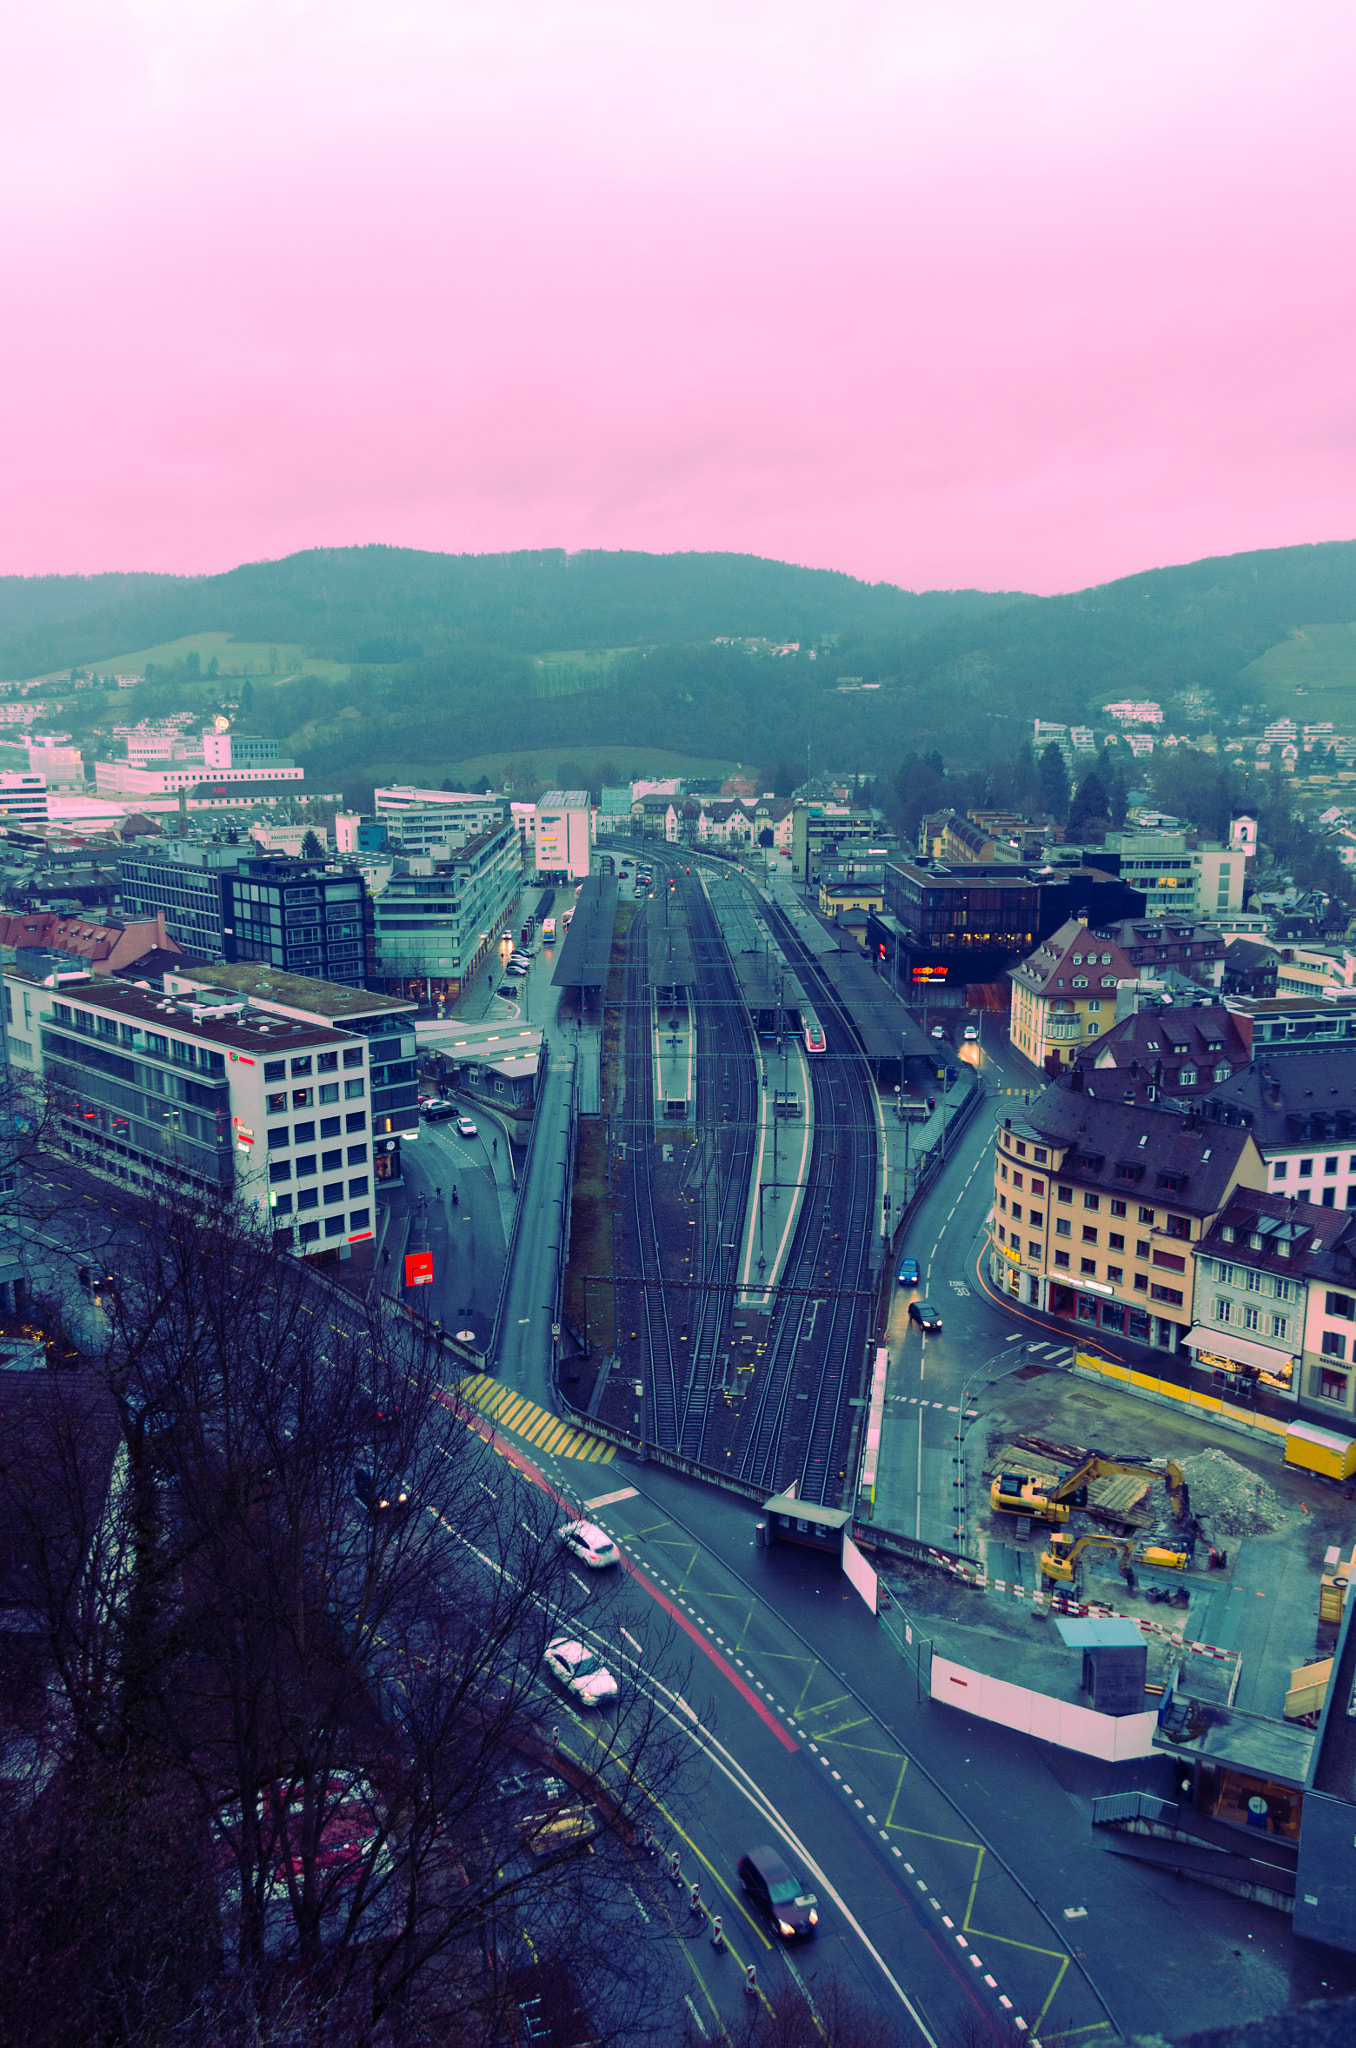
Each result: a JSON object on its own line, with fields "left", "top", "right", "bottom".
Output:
{"left": 4, "top": 1, "right": 1355, "bottom": 594}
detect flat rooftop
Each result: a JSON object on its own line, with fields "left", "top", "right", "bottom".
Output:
{"left": 44, "top": 975, "right": 352, "bottom": 1055}
{"left": 164, "top": 963, "right": 416, "bottom": 1020}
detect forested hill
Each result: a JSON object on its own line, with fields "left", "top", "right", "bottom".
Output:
{"left": 0, "top": 547, "right": 1023, "bottom": 679}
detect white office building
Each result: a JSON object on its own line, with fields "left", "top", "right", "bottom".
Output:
{"left": 0, "top": 773, "right": 48, "bottom": 822}
{"left": 534, "top": 791, "right": 592, "bottom": 880}
{"left": 373, "top": 787, "right": 509, "bottom": 854}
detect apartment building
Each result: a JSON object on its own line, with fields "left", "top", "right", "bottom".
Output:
{"left": 989, "top": 1086, "right": 1266, "bottom": 1353}
{"left": 1069, "top": 1004, "right": 1251, "bottom": 1105}
{"left": 17, "top": 972, "right": 376, "bottom": 1259}
{"left": 0, "top": 773, "right": 48, "bottom": 823}
{"left": 1200, "top": 1051, "right": 1356, "bottom": 1212}
{"left": 1007, "top": 918, "right": 1136, "bottom": 1067}
{"left": 535, "top": 791, "right": 592, "bottom": 880}
{"left": 1187, "top": 1187, "right": 1334, "bottom": 1404}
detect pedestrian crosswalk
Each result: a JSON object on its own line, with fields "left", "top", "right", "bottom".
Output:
{"left": 458, "top": 1372, "right": 616, "bottom": 1463}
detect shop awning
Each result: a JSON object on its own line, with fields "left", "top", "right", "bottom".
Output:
{"left": 1184, "top": 1327, "right": 1294, "bottom": 1376}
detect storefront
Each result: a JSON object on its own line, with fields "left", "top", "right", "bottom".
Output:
{"left": 1047, "top": 1278, "right": 1183, "bottom": 1352}
{"left": 1184, "top": 1326, "right": 1297, "bottom": 1403}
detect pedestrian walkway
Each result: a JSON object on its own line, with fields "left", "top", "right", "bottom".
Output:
{"left": 458, "top": 1370, "right": 616, "bottom": 1463}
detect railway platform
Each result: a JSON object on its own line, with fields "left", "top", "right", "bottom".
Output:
{"left": 735, "top": 1038, "right": 813, "bottom": 1311}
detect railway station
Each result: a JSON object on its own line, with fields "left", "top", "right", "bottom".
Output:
{"left": 646, "top": 891, "right": 695, "bottom": 1124}
{"left": 549, "top": 874, "right": 618, "bottom": 992}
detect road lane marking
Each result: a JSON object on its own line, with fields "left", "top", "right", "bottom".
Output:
{"left": 585, "top": 1486, "right": 639, "bottom": 1509}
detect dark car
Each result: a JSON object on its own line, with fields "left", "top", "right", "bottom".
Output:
{"left": 896, "top": 1255, "right": 920, "bottom": 1288}
{"left": 737, "top": 1845, "right": 817, "bottom": 1940}
{"left": 421, "top": 1099, "right": 457, "bottom": 1122}
{"left": 909, "top": 1299, "right": 943, "bottom": 1333}
{"left": 354, "top": 1468, "right": 411, "bottom": 1515}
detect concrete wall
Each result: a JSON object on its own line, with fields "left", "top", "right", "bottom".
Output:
{"left": 1294, "top": 1791, "right": 1356, "bottom": 1954}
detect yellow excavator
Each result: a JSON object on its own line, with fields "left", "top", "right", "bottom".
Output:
{"left": 990, "top": 1453, "right": 1190, "bottom": 1527}
{"left": 1039, "top": 1531, "right": 1190, "bottom": 1585}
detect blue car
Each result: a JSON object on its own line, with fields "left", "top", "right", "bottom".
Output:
{"left": 897, "top": 1256, "right": 920, "bottom": 1287}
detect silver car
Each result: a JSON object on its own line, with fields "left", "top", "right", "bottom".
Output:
{"left": 544, "top": 1637, "right": 619, "bottom": 1706}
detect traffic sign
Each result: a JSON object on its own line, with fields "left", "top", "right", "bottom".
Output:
{"left": 405, "top": 1250, "right": 434, "bottom": 1288}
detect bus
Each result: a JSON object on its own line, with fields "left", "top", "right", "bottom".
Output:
{"left": 542, "top": 917, "right": 557, "bottom": 943}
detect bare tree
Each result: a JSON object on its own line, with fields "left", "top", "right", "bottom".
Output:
{"left": 0, "top": 1185, "right": 688, "bottom": 2044}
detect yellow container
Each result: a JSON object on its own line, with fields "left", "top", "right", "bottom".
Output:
{"left": 1285, "top": 1422, "right": 1356, "bottom": 1480}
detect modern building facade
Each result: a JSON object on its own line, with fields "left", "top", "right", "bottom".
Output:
{"left": 0, "top": 773, "right": 48, "bottom": 823}
{"left": 370, "top": 819, "right": 520, "bottom": 1008}
{"left": 165, "top": 963, "right": 419, "bottom": 1187}
{"left": 117, "top": 844, "right": 367, "bottom": 985}
{"left": 17, "top": 970, "right": 377, "bottom": 1260}
{"left": 791, "top": 801, "right": 896, "bottom": 885}
{"left": 373, "top": 788, "right": 509, "bottom": 854}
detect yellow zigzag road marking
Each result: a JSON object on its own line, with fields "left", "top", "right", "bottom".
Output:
{"left": 457, "top": 1375, "right": 614, "bottom": 1463}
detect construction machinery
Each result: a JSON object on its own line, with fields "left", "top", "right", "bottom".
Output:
{"left": 1039, "top": 1530, "right": 1227, "bottom": 1586}
{"left": 991, "top": 1452, "right": 1190, "bottom": 1527}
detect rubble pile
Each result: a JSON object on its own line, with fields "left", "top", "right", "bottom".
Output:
{"left": 1177, "top": 1448, "right": 1283, "bottom": 1537}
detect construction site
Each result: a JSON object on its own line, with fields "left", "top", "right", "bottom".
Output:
{"left": 869, "top": 1356, "right": 1356, "bottom": 1933}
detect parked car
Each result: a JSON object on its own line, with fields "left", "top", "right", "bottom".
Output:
{"left": 896, "top": 1255, "right": 920, "bottom": 1288}
{"left": 737, "top": 1845, "right": 818, "bottom": 1940}
{"left": 909, "top": 1299, "right": 943, "bottom": 1333}
{"left": 498, "top": 983, "right": 518, "bottom": 998}
{"left": 456, "top": 1115, "right": 478, "bottom": 1139}
{"left": 559, "top": 1520, "right": 620, "bottom": 1569}
{"left": 543, "top": 1637, "right": 618, "bottom": 1706}
{"left": 421, "top": 1099, "right": 456, "bottom": 1121}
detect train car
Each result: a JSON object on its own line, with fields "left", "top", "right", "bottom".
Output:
{"left": 802, "top": 1004, "right": 826, "bottom": 1055}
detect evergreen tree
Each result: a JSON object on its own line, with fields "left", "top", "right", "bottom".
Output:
{"left": 1039, "top": 741, "right": 1070, "bottom": 820}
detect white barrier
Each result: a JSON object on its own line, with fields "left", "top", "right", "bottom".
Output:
{"left": 932, "top": 1654, "right": 1157, "bottom": 1760}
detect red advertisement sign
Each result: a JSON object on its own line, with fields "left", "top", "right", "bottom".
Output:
{"left": 405, "top": 1250, "right": 434, "bottom": 1288}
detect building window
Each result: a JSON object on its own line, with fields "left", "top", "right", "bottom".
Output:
{"left": 1106, "top": 1265, "right": 1123, "bottom": 1283}
{"left": 1272, "top": 1160, "right": 1288, "bottom": 1180}
{"left": 266, "top": 1091, "right": 287, "bottom": 1113}
{"left": 1322, "top": 1332, "right": 1347, "bottom": 1361}
{"left": 343, "top": 1047, "right": 364, "bottom": 1068}
{"left": 348, "top": 1176, "right": 368, "bottom": 1198}
{"left": 345, "top": 1079, "right": 365, "bottom": 1100}
{"left": 268, "top": 1161, "right": 291, "bottom": 1184}
{"left": 297, "top": 1188, "right": 318, "bottom": 1211}
{"left": 1214, "top": 1298, "right": 1232, "bottom": 1322}
{"left": 295, "top": 1155, "right": 316, "bottom": 1178}
{"left": 1083, "top": 1193, "right": 1099, "bottom": 1211}
{"left": 350, "top": 1208, "right": 371, "bottom": 1231}
{"left": 1138, "top": 1207, "right": 1155, "bottom": 1225}
{"left": 346, "top": 1113, "right": 366, "bottom": 1133}
{"left": 1058, "top": 1185, "right": 1072, "bottom": 1203}
{"left": 298, "top": 1220, "right": 320, "bottom": 1243}
{"left": 999, "top": 1163, "right": 1008, "bottom": 1182}
{"left": 1012, "top": 1172, "right": 1024, "bottom": 1190}
{"left": 1028, "top": 1240, "right": 1041, "bottom": 1259}
{"left": 322, "top": 1181, "right": 343, "bottom": 1203}
{"left": 1029, "top": 1208, "right": 1044, "bottom": 1227}
{"left": 1149, "top": 1283, "right": 1183, "bottom": 1305}
{"left": 1109, "top": 1198, "right": 1126, "bottom": 1217}
{"left": 1165, "top": 1214, "right": 1190, "bottom": 1240}
{"left": 1011, "top": 1204, "right": 1022, "bottom": 1222}
{"left": 1326, "top": 1292, "right": 1355, "bottom": 1321}
{"left": 292, "top": 1089, "right": 312, "bottom": 1108}
{"left": 1031, "top": 1178, "right": 1044, "bottom": 1196}
{"left": 321, "top": 1116, "right": 342, "bottom": 1139}
{"left": 1326, "top": 1156, "right": 1339, "bottom": 1176}
{"left": 1082, "top": 1225, "right": 1097, "bottom": 1243}
{"left": 271, "top": 1193, "right": 293, "bottom": 1215}
{"left": 1318, "top": 1368, "right": 1348, "bottom": 1403}
{"left": 1080, "top": 1258, "right": 1097, "bottom": 1276}
{"left": 1055, "top": 1218, "right": 1071, "bottom": 1237}
{"left": 1242, "top": 1305, "right": 1260, "bottom": 1331}
{"left": 1151, "top": 1250, "right": 1186, "bottom": 1272}
{"left": 1133, "top": 1273, "right": 1149, "bottom": 1291}
{"left": 999, "top": 1194, "right": 1007, "bottom": 1213}
{"left": 1271, "top": 1315, "right": 1290, "bottom": 1341}
{"left": 1034, "top": 1148, "right": 1047, "bottom": 1164}
{"left": 1323, "top": 1189, "right": 1336, "bottom": 1208}
{"left": 1299, "top": 1159, "right": 1313, "bottom": 1178}
{"left": 1108, "top": 1232, "right": 1125, "bottom": 1251}
{"left": 1136, "top": 1238, "right": 1150, "bottom": 1258}
{"left": 347, "top": 1144, "right": 368, "bottom": 1165}
{"left": 323, "top": 1215, "right": 345, "bottom": 1237}
{"left": 319, "top": 1083, "right": 340, "bottom": 1104}
{"left": 321, "top": 1149, "right": 342, "bottom": 1172}
{"left": 1053, "top": 1250, "right": 1070, "bottom": 1269}
{"left": 267, "top": 1126, "right": 289, "bottom": 1151}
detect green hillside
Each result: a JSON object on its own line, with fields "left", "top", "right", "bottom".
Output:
{"left": 10, "top": 537, "right": 1356, "bottom": 807}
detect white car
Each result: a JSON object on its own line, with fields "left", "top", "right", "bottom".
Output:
{"left": 544, "top": 1636, "right": 618, "bottom": 1706}
{"left": 456, "top": 1115, "right": 478, "bottom": 1139}
{"left": 559, "top": 1520, "right": 620, "bottom": 1569}
{"left": 963, "top": 1024, "right": 979, "bottom": 1042}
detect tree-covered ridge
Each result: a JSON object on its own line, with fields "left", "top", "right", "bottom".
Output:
{"left": 0, "top": 545, "right": 1023, "bottom": 679}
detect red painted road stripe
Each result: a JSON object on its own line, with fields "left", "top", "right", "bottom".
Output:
{"left": 621, "top": 1561, "right": 799, "bottom": 1754}
{"left": 446, "top": 1392, "right": 797, "bottom": 1751}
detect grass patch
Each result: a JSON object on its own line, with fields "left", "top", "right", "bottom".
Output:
{"left": 1238, "top": 622, "right": 1356, "bottom": 713}
{"left": 563, "top": 1120, "right": 616, "bottom": 1355}
{"left": 38, "top": 632, "right": 357, "bottom": 686}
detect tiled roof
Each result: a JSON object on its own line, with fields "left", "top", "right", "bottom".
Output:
{"left": 1074, "top": 1005, "right": 1249, "bottom": 1103}
{"left": 1014, "top": 1084, "right": 1259, "bottom": 1216}
{"left": 1201, "top": 1049, "right": 1356, "bottom": 1141}
{"left": 1008, "top": 917, "right": 1134, "bottom": 998}
{"left": 1197, "top": 1187, "right": 1343, "bottom": 1279}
